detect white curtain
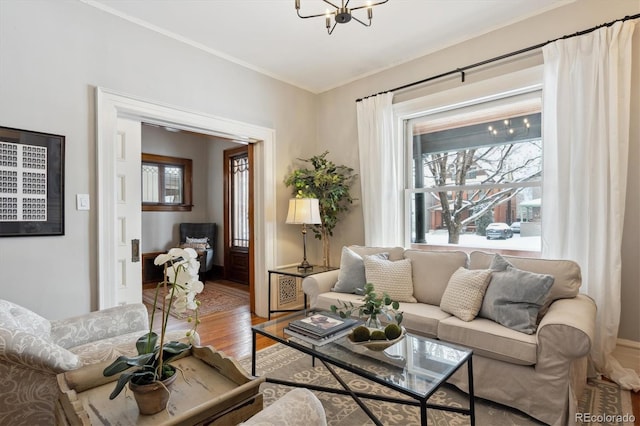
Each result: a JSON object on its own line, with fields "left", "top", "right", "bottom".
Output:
{"left": 356, "top": 92, "right": 403, "bottom": 247}
{"left": 541, "top": 20, "right": 639, "bottom": 391}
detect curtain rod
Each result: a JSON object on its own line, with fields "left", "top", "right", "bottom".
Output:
{"left": 355, "top": 13, "right": 640, "bottom": 103}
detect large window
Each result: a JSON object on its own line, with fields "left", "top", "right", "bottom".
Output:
{"left": 405, "top": 90, "right": 542, "bottom": 251}
{"left": 141, "top": 153, "right": 192, "bottom": 212}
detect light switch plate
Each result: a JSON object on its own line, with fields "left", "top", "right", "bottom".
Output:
{"left": 77, "top": 194, "right": 90, "bottom": 210}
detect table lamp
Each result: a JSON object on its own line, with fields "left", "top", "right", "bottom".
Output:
{"left": 286, "top": 198, "right": 321, "bottom": 271}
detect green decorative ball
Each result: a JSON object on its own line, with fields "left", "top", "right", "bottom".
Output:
{"left": 351, "top": 326, "right": 371, "bottom": 342}
{"left": 370, "top": 330, "right": 387, "bottom": 340}
{"left": 384, "top": 324, "right": 402, "bottom": 340}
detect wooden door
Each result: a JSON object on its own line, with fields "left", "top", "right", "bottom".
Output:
{"left": 223, "top": 146, "right": 252, "bottom": 287}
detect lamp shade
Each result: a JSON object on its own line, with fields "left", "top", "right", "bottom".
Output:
{"left": 286, "top": 198, "right": 321, "bottom": 225}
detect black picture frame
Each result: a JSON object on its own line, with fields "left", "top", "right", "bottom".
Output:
{"left": 0, "top": 126, "right": 65, "bottom": 237}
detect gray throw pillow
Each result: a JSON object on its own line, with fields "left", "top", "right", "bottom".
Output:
{"left": 479, "top": 265, "right": 554, "bottom": 334}
{"left": 332, "top": 246, "right": 388, "bottom": 294}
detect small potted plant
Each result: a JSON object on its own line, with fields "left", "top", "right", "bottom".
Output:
{"left": 330, "top": 282, "right": 403, "bottom": 330}
{"left": 103, "top": 247, "right": 203, "bottom": 415}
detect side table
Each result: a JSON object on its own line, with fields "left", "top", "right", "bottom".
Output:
{"left": 267, "top": 265, "right": 338, "bottom": 319}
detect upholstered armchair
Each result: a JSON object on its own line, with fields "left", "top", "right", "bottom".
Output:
{"left": 241, "top": 388, "right": 327, "bottom": 426}
{"left": 0, "top": 299, "right": 186, "bottom": 426}
{"left": 179, "top": 222, "right": 217, "bottom": 276}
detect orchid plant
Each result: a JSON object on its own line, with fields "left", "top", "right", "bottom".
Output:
{"left": 103, "top": 247, "right": 203, "bottom": 399}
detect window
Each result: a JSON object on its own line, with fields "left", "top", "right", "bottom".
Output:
{"left": 230, "top": 151, "right": 249, "bottom": 248}
{"left": 405, "top": 89, "right": 542, "bottom": 251}
{"left": 141, "top": 153, "right": 192, "bottom": 211}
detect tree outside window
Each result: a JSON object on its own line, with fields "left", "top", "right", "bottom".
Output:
{"left": 406, "top": 91, "right": 542, "bottom": 249}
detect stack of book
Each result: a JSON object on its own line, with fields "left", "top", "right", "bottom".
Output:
{"left": 285, "top": 313, "right": 358, "bottom": 346}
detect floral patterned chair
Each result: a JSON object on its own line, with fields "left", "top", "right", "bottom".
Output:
{"left": 0, "top": 299, "right": 187, "bottom": 426}
{"left": 241, "top": 388, "right": 327, "bottom": 426}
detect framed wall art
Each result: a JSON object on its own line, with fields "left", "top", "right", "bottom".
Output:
{"left": 0, "top": 126, "right": 65, "bottom": 237}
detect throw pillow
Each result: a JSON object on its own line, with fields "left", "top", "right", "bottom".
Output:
{"left": 479, "top": 266, "right": 554, "bottom": 334}
{"left": 186, "top": 236, "right": 210, "bottom": 247}
{"left": 440, "top": 267, "right": 492, "bottom": 321}
{"left": 363, "top": 255, "right": 416, "bottom": 303}
{"left": 489, "top": 253, "right": 512, "bottom": 271}
{"left": 332, "top": 246, "right": 388, "bottom": 294}
{"left": 180, "top": 242, "right": 207, "bottom": 253}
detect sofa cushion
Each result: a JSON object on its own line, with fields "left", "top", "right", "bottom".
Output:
{"left": 479, "top": 266, "right": 554, "bottom": 334}
{"left": 469, "top": 251, "right": 579, "bottom": 318}
{"left": 440, "top": 267, "right": 492, "bottom": 321}
{"left": 363, "top": 255, "right": 416, "bottom": 302}
{"left": 403, "top": 250, "right": 468, "bottom": 305}
{"left": 314, "top": 292, "right": 449, "bottom": 339}
{"left": 438, "top": 316, "right": 538, "bottom": 365}
{"left": 332, "top": 246, "right": 388, "bottom": 294}
{"left": 396, "top": 302, "right": 451, "bottom": 338}
{"left": 349, "top": 245, "right": 405, "bottom": 261}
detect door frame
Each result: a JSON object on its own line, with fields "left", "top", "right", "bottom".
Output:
{"left": 96, "top": 87, "right": 275, "bottom": 317}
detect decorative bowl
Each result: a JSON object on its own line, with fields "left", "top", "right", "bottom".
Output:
{"left": 346, "top": 327, "right": 406, "bottom": 351}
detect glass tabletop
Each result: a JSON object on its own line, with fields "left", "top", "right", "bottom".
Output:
{"left": 252, "top": 310, "right": 472, "bottom": 400}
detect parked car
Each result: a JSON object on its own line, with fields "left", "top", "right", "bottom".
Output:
{"left": 510, "top": 221, "right": 521, "bottom": 234}
{"left": 486, "top": 222, "right": 514, "bottom": 239}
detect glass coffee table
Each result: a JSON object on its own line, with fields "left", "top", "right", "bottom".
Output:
{"left": 252, "top": 310, "right": 475, "bottom": 426}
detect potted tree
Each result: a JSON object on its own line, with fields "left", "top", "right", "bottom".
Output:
{"left": 284, "top": 151, "right": 356, "bottom": 267}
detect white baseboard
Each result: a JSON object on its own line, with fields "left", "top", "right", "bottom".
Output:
{"left": 613, "top": 338, "right": 640, "bottom": 375}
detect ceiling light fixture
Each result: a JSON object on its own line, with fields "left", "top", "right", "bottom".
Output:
{"left": 295, "top": 0, "right": 389, "bottom": 35}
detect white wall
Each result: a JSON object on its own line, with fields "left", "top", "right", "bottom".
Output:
{"left": 315, "top": 0, "right": 640, "bottom": 342}
{"left": 0, "top": 0, "right": 317, "bottom": 319}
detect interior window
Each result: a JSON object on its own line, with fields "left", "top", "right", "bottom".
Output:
{"left": 142, "top": 153, "right": 192, "bottom": 212}
{"left": 405, "top": 90, "right": 542, "bottom": 251}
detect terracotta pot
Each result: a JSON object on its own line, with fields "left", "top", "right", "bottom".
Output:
{"left": 129, "top": 372, "right": 178, "bottom": 415}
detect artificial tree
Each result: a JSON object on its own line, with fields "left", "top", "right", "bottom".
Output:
{"left": 284, "top": 151, "right": 356, "bottom": 267}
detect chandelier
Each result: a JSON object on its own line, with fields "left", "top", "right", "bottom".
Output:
{"left": 295, "top": 0, "right": 389, "bottom": 35}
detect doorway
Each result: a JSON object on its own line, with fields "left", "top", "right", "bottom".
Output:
{"left": 224, "top": 145, "right": 252, "bottom": 286}
{"left": 96, "top": 87, "right": 276, "bottom": 317}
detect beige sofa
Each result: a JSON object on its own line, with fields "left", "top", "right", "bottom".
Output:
{"left": 302, "top": 247, "right": 596, "bottom": 426}
{"left": 0, "top": 300, "right": 188, "bottom": 426}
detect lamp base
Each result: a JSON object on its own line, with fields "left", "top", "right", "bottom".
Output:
{"left": 297, "top": 260, "right": 313, "bottom": 271}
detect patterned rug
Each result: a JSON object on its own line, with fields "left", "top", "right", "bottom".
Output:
{"left": 240, "top": 344, "right": 634, "bottom": 426}
{"left": 142, "top": 281, "right": 249, "bottom": 319}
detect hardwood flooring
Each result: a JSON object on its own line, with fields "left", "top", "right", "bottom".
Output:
{"left": 155, "top": 281, "right": 640, "bottom": 424}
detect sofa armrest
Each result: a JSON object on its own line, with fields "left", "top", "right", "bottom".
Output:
{"left": 302, "top": 270, "right": 340, "bottom": 308}
{"left": 51, "top": 303, "right": 150, "bottom": 349}
{"left": 536, "top": 294, "right": 596, "bottom": 365}
{"left": 0, "top": 328, "right": 81, "bottom": 374}
{"left": 241, "top": 388, "right": 327, "bottom": 426}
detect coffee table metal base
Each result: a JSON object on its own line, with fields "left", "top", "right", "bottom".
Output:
{"left": 252, "top": 329, "right": 475, "bottom": 426}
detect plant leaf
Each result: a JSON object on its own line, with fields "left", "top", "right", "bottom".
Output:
{"left": 109, "top": 371, "right": 134, "bottom": 400}
{"left": 136, "top": 332, "right": 158, "bottom": 355}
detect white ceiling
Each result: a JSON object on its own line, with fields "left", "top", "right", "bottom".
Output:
{"left": 85, "top": 0, "right": 573, "bottom": 94}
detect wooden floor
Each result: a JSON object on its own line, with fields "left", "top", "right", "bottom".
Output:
{"left": 157, "top": 281, "right": 640, "bottom": 424}
{"left": 153, "top": 280, "right": 277, "bottom": 361}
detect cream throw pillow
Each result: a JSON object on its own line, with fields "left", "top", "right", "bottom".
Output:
{"left": 363, "top": 255, "right": 416, "bottom": 303}
{"left": 440, "top": 267, "right": 492, "bottom": 321}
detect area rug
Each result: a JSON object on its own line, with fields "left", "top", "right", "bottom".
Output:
{"left": 239, "top": 344, "right": 634, "bottom": 426}
{"left": 143, "top": 281, "right": 249, "bottom": 319}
